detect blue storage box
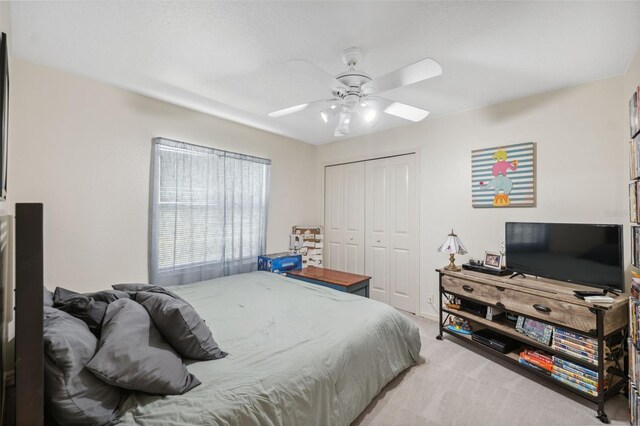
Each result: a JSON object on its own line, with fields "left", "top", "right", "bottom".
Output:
{"left": 258, "top": 252, "right": 302, "bottom": 273}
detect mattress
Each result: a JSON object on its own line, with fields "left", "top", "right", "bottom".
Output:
{"left": 117, "top": 271, "right": 421, "bottom": 426}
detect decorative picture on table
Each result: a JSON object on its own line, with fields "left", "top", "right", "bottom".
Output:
{"left": 472, "top": 142, "right": 536, "bottom": 208}
{"left": 484, "top": 251, "right": 502, "bottom": 270}
{"left": 515, "top": 316, "right": 553, "bottom": 345}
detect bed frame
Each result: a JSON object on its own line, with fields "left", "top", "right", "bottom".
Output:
{"left": 14, "top": 203, "right": 44, "bottom": 425}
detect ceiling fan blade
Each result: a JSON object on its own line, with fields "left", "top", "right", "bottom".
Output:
{"left": 288, "top": 60, "right": 347, "bottom": 92}
{"left": 382, "top": 100, "right": 430, "bottom": 122}
{"left": 268, "top": 102, "right": 309, "bottom": 118}
{"left": 268, "top": 99, "right": 335, "bottom": 118}
{"left": 361, "top": 58, "right": 442, "bottom": 95}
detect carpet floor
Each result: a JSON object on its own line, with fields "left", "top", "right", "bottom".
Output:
{"left": 353, "top": 313, "right": 628, "bottom": 426}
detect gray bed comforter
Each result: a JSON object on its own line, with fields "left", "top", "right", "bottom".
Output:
{"left": 117, "top": 271, "right": 421, "bottom": 426}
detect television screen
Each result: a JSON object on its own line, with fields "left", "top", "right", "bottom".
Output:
{"left": 505, "top": 222, "right": 624, "bottom": 291}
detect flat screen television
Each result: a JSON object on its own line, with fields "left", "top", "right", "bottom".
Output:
{"left": 505, "top": 222, "right": 624, "bottom": 292}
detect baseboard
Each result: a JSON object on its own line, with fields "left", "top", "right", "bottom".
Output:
{"left": 418, "top": 311, "right": 438, "bottom": 322}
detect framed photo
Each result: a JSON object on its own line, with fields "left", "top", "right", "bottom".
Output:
{"left": 515, "top": 316, "right": 553, "bottom": 345}
{"left": 631, "top": 226, "right": 640, "bottom": 268}
{"left": 631, "top": 89, "right": 640, "bottom": 139}
{"left": 631, "top": 182, "right": 638, "bottom": 223}
{"left": 484, "top": 251, "right": 502, "bottom": 270}
{"left": 635, "top": 181, "right": 640, "bottom": 224}
{"left": 631, "top": 137, "right": 640, "bottom": 180}
{"left": 471, "top": 142, "right": 536, "bottom": 208}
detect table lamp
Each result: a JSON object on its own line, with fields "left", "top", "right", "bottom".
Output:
{"left": 438, "top": 229, "right": 467, "bottom": 271}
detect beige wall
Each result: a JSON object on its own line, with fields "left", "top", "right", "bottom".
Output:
{"left": 10, "top": 59, "right": 321, "bottom": 293}
{"left": 316, "top": 74, "right": 628, "bottom": 318}
{"left": 8, "top": 42, "right": 640, "bottom": 321}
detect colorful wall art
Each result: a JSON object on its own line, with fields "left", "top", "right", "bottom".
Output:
{"left": 472, "top": 142, "right": 536, "bottom": 208}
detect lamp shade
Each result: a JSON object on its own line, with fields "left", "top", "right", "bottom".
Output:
{"left": 437, "top": 230, "right": 467, "bottom": 255}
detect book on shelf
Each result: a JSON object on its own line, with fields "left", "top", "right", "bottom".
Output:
{"left": 552, "top": 356, "right": 598, "bottom": 380}
{"left": 630, "top": 338, "right": 640, "bottom": 389}
{"left": 552, "top": 342, "right": 598, "bottom": 364}
{"left": 553, "top": 327, "right": 597, "bottom": 345}
{"left": 520, "top": 353, "right": 553, "bottom": 372}
{"left": 632, "top": 278, "right": 640, "bottom": 299}
{"left": 634, "top": 227, "right": 640, "bottom": 268}
{"left": 551, "top": 373, "right": 598, "bottom": 397}
{"left": 552, "top": 370, "right": 599, "bottom": 392}
{"left": 631, "top": 382, "right": 639, "bottom": 426}
{"left": 552, "top": 332, "right": 598, "bottom": 352}
{"left": 552, "top": 365, "right": 599, "bottom": 388}
{"left": 518, "top": 357, "right": 551, "bottom": 376}
{"left": 521, "top": 347, "right": 552, "bottom": 363}
{"left": 553, "top": 336, "right": 597, "bottom": 355}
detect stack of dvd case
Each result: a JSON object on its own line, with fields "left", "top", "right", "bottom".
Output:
{"left": 551, "top": 356, "right": 600, "bottom": 397}
{"left": 518, "top": 348, "right": 552, "bottom": 376}
{"left": 552, "top": 327, "right": 598, "bottom": 365}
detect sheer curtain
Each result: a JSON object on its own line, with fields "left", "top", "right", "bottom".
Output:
{"left": 149, "top": 138, "right": 271, "bottom": 286}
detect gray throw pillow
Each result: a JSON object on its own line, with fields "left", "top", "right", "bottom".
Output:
{"left": 86, "top": 299, "right": 200, "bottom": 395}
{"left": 44, "top": 307, "right": 121, "bottom": 426}
{"left": 112, "top": 283, "right": 184, "bottom": 301}
{"left": 44, "top": 287, "right": 54, "bottom": 307}
{"left": 53, "top": 287, "right": 130, "bottom": 336}
{"left": 135, "top": 291, "right": 227, "bottom": 360}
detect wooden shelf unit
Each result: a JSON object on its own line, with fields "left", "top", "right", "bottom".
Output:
{"left": 436, "top": 269, "right": 628, "bottom": 424}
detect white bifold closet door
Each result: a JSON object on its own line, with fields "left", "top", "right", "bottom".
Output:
{"left": 365, "top": 154, "right": 418, "bottom": 313}
{"left": 324, "top": 162, "right": 365, "bottom": 274}
{"left": 325, "top": 154, "right": 418, "bottom": 314}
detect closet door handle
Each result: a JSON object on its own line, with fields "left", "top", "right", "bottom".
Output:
{"left": 533, "top": 304, "right": 551, "bottom": 313}
{"left": 462, "top": 285, "right": 474, "bottom": 293}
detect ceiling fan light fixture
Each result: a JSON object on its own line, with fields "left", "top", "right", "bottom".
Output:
{"left": 383, "top": 102, "right": 429, "bottom": 122}
{"left": 363, "top": 108, "right": 377, "bottom": 123}
{"left": 336, "top": 109, "right": 351, "bottom": 135}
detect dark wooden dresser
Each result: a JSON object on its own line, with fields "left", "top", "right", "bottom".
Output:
{"left": 287, "top": 267, "right": 370, "bottom": 297}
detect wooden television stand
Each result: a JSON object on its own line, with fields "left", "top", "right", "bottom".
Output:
{"left": 436, "top": 269, "right": 628, "bottom": 424}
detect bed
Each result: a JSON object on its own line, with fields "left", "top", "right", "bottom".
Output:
{"left": 13, "top": 204, "right": 420, "bottom": 425}
{"left": 115, "top": 271, "right": 421, "bottom": 425}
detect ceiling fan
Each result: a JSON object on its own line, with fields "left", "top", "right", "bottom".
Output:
{"left": 268, "top": 47, "right": 442, "bottom": 137}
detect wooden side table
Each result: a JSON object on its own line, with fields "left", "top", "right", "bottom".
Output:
{"left": 286, "top": 266, "right": 370, "bottom": 298}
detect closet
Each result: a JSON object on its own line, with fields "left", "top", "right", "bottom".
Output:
{"left": 324, "top": 153, "right": 418, "bottom": 313}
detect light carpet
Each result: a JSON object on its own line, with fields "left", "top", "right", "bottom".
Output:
{"left": 353, "top": 313, "right": 628, "bottom": 425}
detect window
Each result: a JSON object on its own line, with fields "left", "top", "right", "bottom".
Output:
{"left": 149, "top": 138, "right": 270, "bottom": 285}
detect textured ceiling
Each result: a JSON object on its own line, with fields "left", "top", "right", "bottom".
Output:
{"left": 9, "top": 1, "right": 640, "bottom": 144}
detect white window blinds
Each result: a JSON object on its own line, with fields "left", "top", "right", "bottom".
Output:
{"left": 149, "top": 138, "right": 270, "bottom": 285}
